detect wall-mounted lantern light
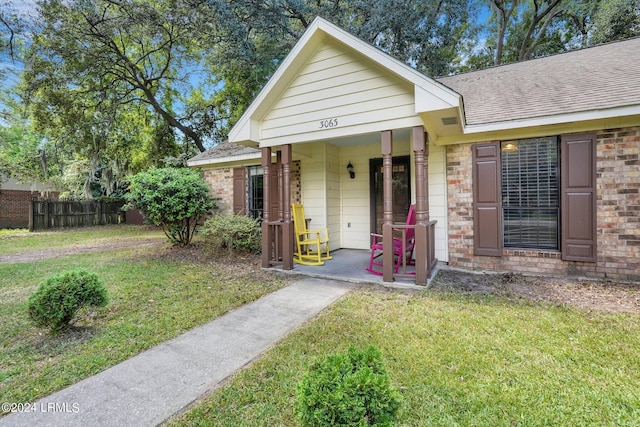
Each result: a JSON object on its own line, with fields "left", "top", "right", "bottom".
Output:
{"left": 346, "top": 161, "right": 355, "bottom": 179}
{"left": 502, "top": 142, "right": 518, "bottom": 152}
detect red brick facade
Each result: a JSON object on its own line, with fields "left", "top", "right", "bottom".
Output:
{"left": 0, "top": 190, "right": 58, "bottom": 229}
{"left": 447, "top": 126, "right": 640, "bottom": 281}
{"left": 204, "top": 167, "right": 235, "bottom": 215}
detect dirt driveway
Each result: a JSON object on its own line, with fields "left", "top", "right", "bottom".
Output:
{"left": 0, "top": 238, "right": 166, "bottom": 264}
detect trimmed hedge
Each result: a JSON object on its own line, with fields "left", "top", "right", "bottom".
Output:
{"left": 27, "top": 269, "right": 108, "bottom": 332}
{"left": 295, "top": 345, "right": 402, "bottom": 426}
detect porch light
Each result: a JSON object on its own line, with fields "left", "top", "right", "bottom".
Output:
{"left": 502, "top": 142, "right": 518, "bottom": 152}
{"left": 346, "top": 161, "right": 355, "bottom": 179}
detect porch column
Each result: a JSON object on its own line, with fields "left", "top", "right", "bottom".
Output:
{"left": 281, "top": 144, "right": 294, "bottom": 270}
{"left": 413, "top": 126, "right": 428, "bottom": 285}
{"left": 277, "top": 150, "right": 284, "bottom": 222}
{"left": 381, "top": 130, "right": 394, "bottom": 282}
{"left": 261, "top": 147, "right": 272, "bottom": 268}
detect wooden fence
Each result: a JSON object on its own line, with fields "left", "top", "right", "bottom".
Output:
{"left": 29, "top": 200, "right": 126, "bottom": 231}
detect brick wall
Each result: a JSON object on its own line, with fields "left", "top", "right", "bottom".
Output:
{"left": 0, "top": 190, "right": 58, "bottom": 228}
{"left": 446, "top": 126, "right": 640, "bottom": 281}
{"left": 204, "top": 167, "right": 234, "bottom": 215}
{"left": 203, "top": 161, "right": 302, "bottom": 217}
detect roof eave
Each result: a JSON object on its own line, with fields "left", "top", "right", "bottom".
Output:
{"left": 462, "top": 105, "right": 640, "bottom": 135}
{"left": 432, "top": 105, "right": 640, "bottom": 145}
{"left": 187, "top": 151, "right": 264, "bottom": 168}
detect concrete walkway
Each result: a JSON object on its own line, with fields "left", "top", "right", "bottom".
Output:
{"left": 0, "top": 278, "right": 353, "bottom": 427}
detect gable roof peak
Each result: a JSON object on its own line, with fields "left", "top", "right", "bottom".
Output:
{"left": 228, "top": 16, "right": 460, "bottom": 145}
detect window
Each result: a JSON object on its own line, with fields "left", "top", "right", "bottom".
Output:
{"left": 501, "top": 137, "right": 559, "bottom": 249}
{"left": 472, "top": 133, "right": 596, "bottom": 262}
{"left": 247, "top": 166, "right": 263, "bottom": 219}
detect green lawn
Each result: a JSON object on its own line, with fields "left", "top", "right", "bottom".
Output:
{"left": 0, "top": 226, "right": 288, "bottom": 406}
{"left": 169, "top": 288, "right": 640, "bottom": 426}
{"left": 3, "top": 227, "right": 639, "bottom": 425}
{"left": 0, "top": 225, "right": 165, "bottom": 255}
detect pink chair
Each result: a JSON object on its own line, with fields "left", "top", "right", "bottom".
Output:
{"left": 366, "top": 205, "right": 416, "bottom": 276}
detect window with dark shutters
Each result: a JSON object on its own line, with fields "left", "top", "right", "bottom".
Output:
{"left": 561, "top": 133, "right": 597, "bottom": 262}
{"left": 472, "top": 142, "right": 503, "bottom": 256}
{"left": 472, "top": 133, "right": 597, "bottom": 263}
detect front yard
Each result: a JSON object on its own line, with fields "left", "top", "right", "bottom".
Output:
{"left": 169, "top": 271, "right": 640, "bottom": 426}
{"left": 0, "top": 226, "right": 289, "bottom": 406}
{"left": 1, "top": 226, "right": 639, "bottom": 425}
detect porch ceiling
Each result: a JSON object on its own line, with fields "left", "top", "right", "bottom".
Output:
{"left": 318, "top": 128, "right": 412, "bottom": 148}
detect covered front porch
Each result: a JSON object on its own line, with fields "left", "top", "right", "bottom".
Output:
{"left": 227, "top": 18, "right": 461, "bottom": 285}
{"left": 258, "top": 126, "right": 439, "bottom": 285}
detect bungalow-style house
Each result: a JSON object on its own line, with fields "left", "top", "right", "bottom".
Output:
{"left": 189, "top": 17, "right": 640, "bottom": 284}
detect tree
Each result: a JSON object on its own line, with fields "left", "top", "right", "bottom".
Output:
{"left": 590, "top": 0, "right": 640, "bottom": 44}
{"left": 488, "top": 0, "right": 564, "bottom": 65}
{"left": 562, "top": 0, "right": 601, "bottom": 48}
{"left": 0, "top": 0, "right": 19, "bottom": 59}
{"left": 125, "top": 167, "right": 214, "bottom": 246}
{"left": 0, "top": 89, "right": 54, "bottom": 184}
{"left": 343, "top": 0, "right": 477, "bottom": 77}
{"left": 25, "top": 0, "right": 230, "bottom": 153}
{"left": 232, "top": 0, "right": 478, "bottom": 77}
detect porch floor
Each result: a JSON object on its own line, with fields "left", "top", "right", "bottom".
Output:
{"left": 274, "top": 249, "right": 439, "bottom": 290}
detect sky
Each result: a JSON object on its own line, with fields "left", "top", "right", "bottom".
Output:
{"left": 9, "top": 0, "right": 36, "bottom": 14}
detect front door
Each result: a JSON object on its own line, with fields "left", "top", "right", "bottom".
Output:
{"left": 370, "top": 156, "right": 411, "bottom": 234}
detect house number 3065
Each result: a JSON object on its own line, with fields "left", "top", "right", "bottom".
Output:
{"left": 319, "top": 118, "right": 338, "bottom": 129}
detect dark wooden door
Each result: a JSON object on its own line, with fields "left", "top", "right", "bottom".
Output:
{"left": 370, "top": 156, "right": 411, "bottom": 234}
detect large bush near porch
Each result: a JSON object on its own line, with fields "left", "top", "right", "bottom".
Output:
{"left": 126, "top": 167, "right": 214, "bottom": 246}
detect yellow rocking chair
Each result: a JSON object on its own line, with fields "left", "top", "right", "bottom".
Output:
{"left": 292, "top": 203, "right": 331, "bottom": 266}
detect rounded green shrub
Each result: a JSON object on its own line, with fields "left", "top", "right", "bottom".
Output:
{"left": 125, "top": 167, "right": 215, "bottom": 246}
{"left": 295, "top": 345, "right": 402, "bottom": 427}
{"left": 200, "top": 214, "right": 261, "bottom": 254}
{"left": 27, "top": 269, "right": 109, "bottom": 332}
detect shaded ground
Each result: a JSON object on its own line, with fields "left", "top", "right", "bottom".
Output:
{"left": 431, "top": 268, "right": 640, "bottom": 314}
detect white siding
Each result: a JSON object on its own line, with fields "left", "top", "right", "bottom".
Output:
{"left": 299, "top": 143, "right": 326, "bottom": 226}
{"left": 428, "top": 144, "right": 448, "bottom": 262}
{"left": 325, "top": 144, "right": 341, "bottom": 251}
{"left": 261, "top": 41, "right": 419, "bottom": 146}
{"left": 339, "top": 138, "right": 412, "bottom": 250}
{"left": 340, "top": 143, "right": 379, "bottom": 249}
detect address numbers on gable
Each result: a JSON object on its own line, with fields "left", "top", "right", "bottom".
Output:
{"left": 319, "top": 118, "right": 338, "bottom": 129}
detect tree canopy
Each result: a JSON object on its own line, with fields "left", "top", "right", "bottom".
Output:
{"left": 1, "top": 0, "right": 638, "bottom": 198}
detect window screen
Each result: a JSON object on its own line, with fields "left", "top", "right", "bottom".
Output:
{"left": 248, "top": 166, "right": 263, "bottom": 220}
{"left": 501, "top": 137, "right": 559, "bottom": 249}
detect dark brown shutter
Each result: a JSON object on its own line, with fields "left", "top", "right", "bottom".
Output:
{"left": 472, "top": 142, "right": 503, "bottom": 256}
{"left": 232, "top": 167, "right": 246, "bottom": 214}
{"left": 561, "top": 133, "right": 597, "bottom": 262}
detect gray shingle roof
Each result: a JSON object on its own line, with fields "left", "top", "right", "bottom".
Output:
{"left": 437, "top": 37, "right": 640, "bottom": 126}
{"left": 188, "top": 140, "right": 260, "bottom": 164}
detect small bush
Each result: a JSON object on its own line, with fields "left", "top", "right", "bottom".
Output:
{"left": 27, "top": 269, "right": 109, "bottom": 332}
{"left": 200, "top": 214, "right": 261, "bottom": 254}
{"left": 295, "top": 345, "right": 402, "bottom": 427}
